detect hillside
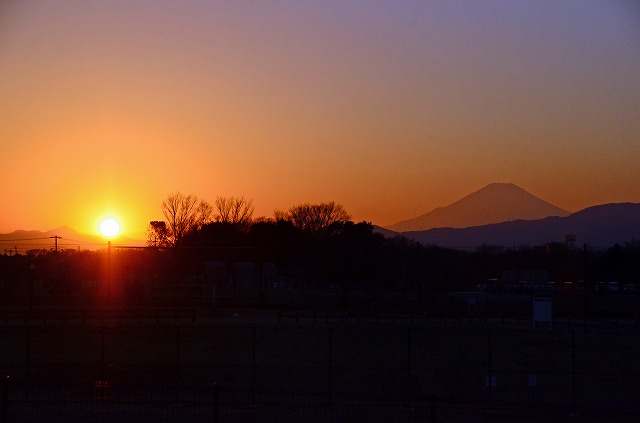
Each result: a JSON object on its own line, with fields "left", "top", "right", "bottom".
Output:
{"left": 402, "top": 203, "right": 640, "bottom": 250}
{"left": 388, "top": 183, "right": 570, "bottom": 232}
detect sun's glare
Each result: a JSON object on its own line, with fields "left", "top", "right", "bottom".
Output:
{"left": 99, "top": 218, "right": 121, "bottom": 238}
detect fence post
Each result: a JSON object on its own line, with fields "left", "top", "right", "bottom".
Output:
{"left": 571, "top": 330, "right": 577, "bottom": 416}
{"left": 1, "top": 375, "right": 9, "bottom": 423}
{"left": 212, "top": 382, "right": 220, "bottom": 423}
{"left": 175, "top": 325, "right": 181, "bottom": 405}
{"left": 251, "top": 326, "right": 256, "bottom": 404}
{"left": 101, "top": 324, "right": 106, "bottom": 402}
{"left": 407, "top": 327, "right": 412, "bottom": 408}
{"left": 327, "top": 327, "right": 332, "bottom": 405}
{"left": 25, "top": 322, "right": 31, "bottom": 400}
{"left": 428, "top": 393, "right": 437, "bottom": 423}
{"left": 487, "top": 329, "right": 493, "bottom": 412}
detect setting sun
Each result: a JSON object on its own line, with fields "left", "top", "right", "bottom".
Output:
{"left": 99, "top": 218, "right": 121, "bottom": 238}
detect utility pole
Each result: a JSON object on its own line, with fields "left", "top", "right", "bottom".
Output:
{"left": 50, "top": 235, "right": 61, "bottom": 252}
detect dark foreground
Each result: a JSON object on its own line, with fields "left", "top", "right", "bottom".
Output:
{"left": 1, "top": 308, "right": 639, "bottom": 422}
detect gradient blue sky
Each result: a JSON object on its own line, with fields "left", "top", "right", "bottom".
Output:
{"left": 1, "top": 1, "right": 639, "bottom": 238}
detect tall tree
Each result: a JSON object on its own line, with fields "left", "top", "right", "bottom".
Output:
{"left": 275, "top": 202, "right": 351, "bottom": 235}
{"left": 161, "top": 192, "right": 213, "bottom": 246}
{"left": 196, "top": 200, "right": 216, "bottom": 229}
{"left": 146, "top": 221, "right": 170, "bottom": 247}
{"left": 215, "top": 196, "right": 254, "bottom": 227}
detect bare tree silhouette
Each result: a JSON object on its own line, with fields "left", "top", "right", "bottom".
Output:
{"left": 146, "top": 220, "right": 170, "bottom": 247}
{"left": 275, "top": 202, "right": 351, "bottom": 235}
{"left": 215, "top": 196, "right": 254, "bottom": 227}
{"left": 161, "top": 192, "right": 213, "bottom": 246}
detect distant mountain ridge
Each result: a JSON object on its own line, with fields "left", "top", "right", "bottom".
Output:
{"left": 0, "top": 226, "right": 145, "bottom": 252}
{"left": 388, "top": 183, "right": 570, "bottom": 232}
{"left": 400, "top": 203, "right": 640, "bottom": 250}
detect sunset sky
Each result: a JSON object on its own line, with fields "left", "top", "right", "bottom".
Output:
{"left": 1, "top": 1, "right": 639, "bottom": 239}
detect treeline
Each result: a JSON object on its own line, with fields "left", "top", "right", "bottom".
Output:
{"left": 146, "top": 192, "right": 352, "bottom": 247}
{"left": 146, "top": 192, "right": 640, "bottom": 292}
{"left": 1, "top": 223, "right": 639, "bottom": 301}
{"left": 0, "top": 194, "right": 639, "bottom": 308}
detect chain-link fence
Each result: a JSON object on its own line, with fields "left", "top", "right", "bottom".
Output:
{"left": 2, "top": 318, "right": 639, "bottom": 422}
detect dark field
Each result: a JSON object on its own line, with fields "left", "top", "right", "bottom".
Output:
{"left": 1, "top": 308, "right": 640, "bottom": 422}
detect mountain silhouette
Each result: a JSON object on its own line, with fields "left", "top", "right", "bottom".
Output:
{"left": 400, "top": 203, "right": 640, "bottom": 250}
{"left": 388, "top": 183, "right": 570, "bottom": 232}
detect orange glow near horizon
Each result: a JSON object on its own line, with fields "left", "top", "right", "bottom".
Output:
{"left": 1, "top": 2, "right": 639, "bottom": 237}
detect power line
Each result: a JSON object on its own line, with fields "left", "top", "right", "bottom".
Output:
{"left": 0, "top": 237, "right": 50, "bottom": 241}
{"left": 59, "top": 237, "right": 105, "bottom": 246}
